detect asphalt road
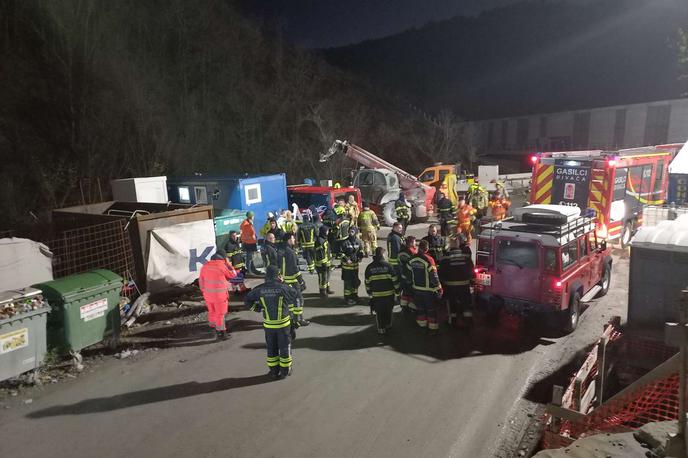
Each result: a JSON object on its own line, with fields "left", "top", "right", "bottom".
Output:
{"left": 0, "top": 224, "right": 629, "bottom": 458}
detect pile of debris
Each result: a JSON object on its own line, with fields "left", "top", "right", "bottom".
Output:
{"left": 0, "top": 294, "right": 48, "bottom": 320}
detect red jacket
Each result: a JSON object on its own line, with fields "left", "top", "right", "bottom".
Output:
{"left": 199, "top": 259, "right": 237, "bottom": 302}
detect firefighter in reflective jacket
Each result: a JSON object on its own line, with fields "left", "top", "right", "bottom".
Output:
{"left": 224, "top": 231, "right": 249, "bottom": 293}
{"left": 365, "top": 247, "right": 401, "bottom": 334}
{"left": 199, "top": 249, "right": 238, "bottom": 340}
{"left": 314, "top": 225, "right": 333, "bottom": 298}
{"left": 409, "top": 240, "right": 443, "bottom": 332}
{"left": 341, "top": 226, "right": 364, "bottom": 305}
{"left": 436, "top": 192, "right": 457, "bottom": 236}
{"left": 399, "top": 236, "right": 417, "bottom": 311}
{"left": 394, "top": 192, "right": 411, "bottom": 233}
{"left": 439, "top": 236, "right": 475, "bottom": 326}
{"left": 335, "top": 215, "right": 351, "bottom": 260}
{"left": 387, "top": 222, "right": 405, "bottom": 291}
{"left": 245, "top": 265, "right": 298, "bottom": 380}
{"left": 278, "top": 233, "right": 310, "bottom": 326}
{"left": 422, "top": 224, "right": 446, "bottom": 263}
{"left": 357, "top": 202, "right": 380, "bottom": 257}
{"left": 297, "top": 211, "right": 317, "bottom": 273}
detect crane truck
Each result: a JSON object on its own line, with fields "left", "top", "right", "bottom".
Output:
{"left": 320, "top": 140, "right": 435, "bottom": 226}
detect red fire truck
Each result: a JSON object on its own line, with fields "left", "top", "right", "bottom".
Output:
{"left": 529, "top": 146, "right": 673, "bottom": 246}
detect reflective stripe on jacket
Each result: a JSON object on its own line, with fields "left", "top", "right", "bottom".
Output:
{"left": 199, "top": 260, "right": 237, "bottom": 301}
{"left": 365, "top": 261, "right": 400, "bottom": 298}
{"left": 409, "top": 253, "right": 441, "bottom": 293}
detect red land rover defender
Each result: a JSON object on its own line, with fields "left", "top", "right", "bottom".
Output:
{"left": 474, "top": 205, "right": 612, "bottom": 333}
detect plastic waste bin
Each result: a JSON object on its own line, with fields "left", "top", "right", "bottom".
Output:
{"left": 33, "top": 269, "right": 123, "bottom": 354}
{"left": 0, "top": 288, "right": 50, "bottom": 381}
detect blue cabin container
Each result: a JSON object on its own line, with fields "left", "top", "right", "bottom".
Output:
{"left": 167, "top": 174, "right": 288, "bottom": 238}
{"left": 668, "top": 174, "right": 688, "bottom": 206}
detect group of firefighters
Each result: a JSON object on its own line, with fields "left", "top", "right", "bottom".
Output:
{"left": 198, "top": 184, "right": 511, "bottom": 380}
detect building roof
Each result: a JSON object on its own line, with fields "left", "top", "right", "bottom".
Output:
{"left": 631, "top": 215, "right": 688, "bottom": 253}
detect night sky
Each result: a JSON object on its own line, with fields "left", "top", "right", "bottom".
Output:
{"left": 248, "top": 0, "right": 590, "bottom": 48}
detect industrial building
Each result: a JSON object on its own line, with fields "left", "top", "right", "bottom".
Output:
{"left": 474, "top": 97, "right": 688, "bottom": 155}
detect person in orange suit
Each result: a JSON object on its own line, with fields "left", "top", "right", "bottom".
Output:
{"left": 488, "top": 192, "right": 511, "bottom": 221}
{"left": 199, "top": 249, "right": 238, "bottom": 340}
{"left": 457, "top": 197, "right": 476, "bottom": 243}
{"left": 240, "top": 211, "right": 259, "bottom": 275}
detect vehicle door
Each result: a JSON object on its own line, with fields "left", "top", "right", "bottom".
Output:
{"left": 490, "top": 238, "right": 542, "bottom": 302}
{"left": 353, "top": 170, "right": 376, "bottom": 204}
{"left": 577, "top": 234, "right": 593, "bottom": 292}
{"left": 587, "top": 232, "right": 605, "bottom": 283}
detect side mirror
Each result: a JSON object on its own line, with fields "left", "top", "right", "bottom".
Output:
{"left": 600, "top": 240, "right": 607, "bottom": 251}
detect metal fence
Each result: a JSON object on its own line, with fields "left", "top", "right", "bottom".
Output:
{"left": 46, "top": 220, "right": 136, "bottom": 282}
{"left": 641, "top": 205, "right": 688, "bottom": 227}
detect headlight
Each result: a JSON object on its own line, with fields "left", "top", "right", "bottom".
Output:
{"left": 610, "top": 200, "right": 625, "bottom": 222}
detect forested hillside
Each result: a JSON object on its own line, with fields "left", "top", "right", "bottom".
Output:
{"left": 1, "top": 0, "right": 469, "bottom": 228}
{"left": 325, "top": 0, "right": 687, "bottom": 119}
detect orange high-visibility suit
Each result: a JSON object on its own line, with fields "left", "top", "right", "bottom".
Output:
{"left": 489, "top": 197, "right": 511, "bottom": 221}
{"left": 199, "top": 259, "right": 237, "bottom": 331}
{"left": 457, "top": 203, "right": 476, "bottom": 243}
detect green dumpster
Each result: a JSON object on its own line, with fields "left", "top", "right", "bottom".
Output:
{"left": 33, "top": 269, "right": 123, "bottom": 353}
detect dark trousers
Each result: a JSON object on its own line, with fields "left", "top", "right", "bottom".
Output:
{"left": 316, "top": 265, "right": 331, "bottom": 291}
{"left": 302, "top": 247, "right": 316, "bottom": 271}
{"left": 444, "top": 285, "right": 472, "bottom": 321}
{"left": 371, "top": 296, "right": 395, "bottom": 331}
{"left": 342, "top": 267, "right": 360, "bottom": 300}
{"left": 243, "top": 243, "right": 257, "bottom": 273}
{"left": 414, "top": 291, "right": 441, "bottom": 330}
{"left": 265, "top": 327, "right": 292, "bottom": 376}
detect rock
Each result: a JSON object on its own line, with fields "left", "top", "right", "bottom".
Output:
{"left": 23, "top": 399, "right": 32, "bottom": 404}
{"left": 518, "top": 449, "right": 526, "bottom": 456}
{"left": 165, "top": 321, "right": 172, "bottom": 325}
{"left": 179, "top": 359, "right": 187, "bottom": 363}
{"left": 9, "top": 390, "right": 18, "bottom": 397}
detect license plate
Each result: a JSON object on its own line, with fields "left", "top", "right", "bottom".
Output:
{"left": 477, "top": 273, "right": 491, "bottom": 286}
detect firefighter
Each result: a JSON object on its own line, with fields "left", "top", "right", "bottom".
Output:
{"left": 488, "top": 191, "right": 511, "bottom": 221}
{"left": 199, "top": 249, "right": 238, "bottom": 340}
{"left": 322, "top": 204, "right": 337, "bottom": 228}
{"left": 436, "top": 192, "right": 457, "bottom": 237}
{"left": 408, "top": 240, "right": 443, "bottom": 333}
{"left": 358, "top": 202, "right": 380, "bottom": 257}
{"left": 334, "top": 199, "right": 347, "bottom": 219}
{"left": 278, "top": 233, "right": 310, "bottom": 326}
{"left": 259, "top": 211, "right": 276, "bottom": 237}
{"left": 261, "top": 232, "right": 279, "bottom": 268}
{"left": 240, "top": 211, "right": 259, "bottom": 275}
{"left": 224, "top": 231, "right": 249, "bottom": 293}
{"left": 398, "top": 236, "right": 417, "bottom": 312}
{"left": 341, "top": 226, "right": 364, "bottom": 305}
{"left": 439, "top": 235, "right": 474, "bottom": 327}
{"left": 346, "top": 195, "right": 360, "bottom": 227}
{"left": 394, "top": 192, "right": 411, "bottom": 233}
{"left": 457, "top": 196, "right": 477, "bottom": 243}
{"left": 467, "top": 181, "right": 489, "bottom": 220}
{"left": 336, "top": 214, "right": 352, "bottom": 260}
{"left": 282, "top": 211, "right": 298, "bottom": 235}
{"left": 244, "top": 265, "right": 298, "bottom": 380}
{"left": 365, "top": 247, "right": 401, "bottom": 334}
{"left": 422, "top": 224, "right": 446, "bottom": 263}
{"left": 297, "top": 210, "right": 317, "bottom": 273}
{"left": 387, "top": 221, "right": 405, "bottom": 284}
{"left": 267, "top": 218, "right": 285, "bottom": 246}
{"left": 314, "top": 225, "right": 333, "bottom": 297}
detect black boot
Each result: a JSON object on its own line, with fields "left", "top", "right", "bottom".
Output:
{"left": 327, "top": 287, "right": 335, "bottom": 294}
{"left": 216, "top": 330, "right": 229, "bottom": 341}
{"left": 319, "top": 289, "right": 327, "bottom": 298}
{"left": 298, "top": 317, "right": 310, "bottom": 326}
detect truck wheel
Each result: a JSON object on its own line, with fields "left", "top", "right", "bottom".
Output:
{"left": 383, "top": 201, "right": 397, "bottom": 226}
{"left": 562, "top": 292, "right": 581, "bottom": 334}
{"left": 596, "top": 264, "right": 611, "bottom": 297}
{"left": 620, "top": 222, "right": 633, "bottom": 248}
